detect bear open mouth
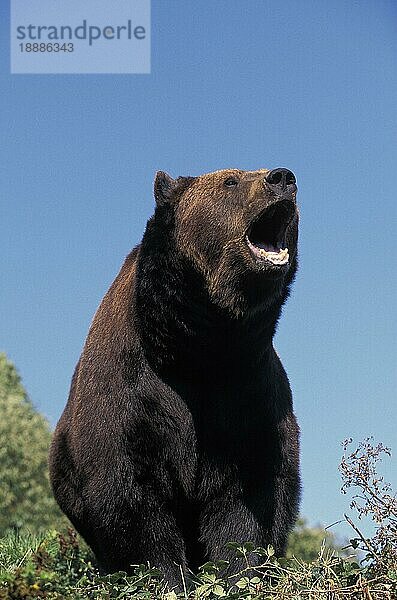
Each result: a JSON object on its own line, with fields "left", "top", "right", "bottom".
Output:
{"left": 246, "top": 200, "right": 295, "bottom": 266}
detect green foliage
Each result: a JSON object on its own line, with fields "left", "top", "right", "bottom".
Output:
{"left": 340, "top": 437, "right": 397, "bottom": 574}
{"left": 0, "top": 355, "right": 25, "bottom": 399}
{"left": 0, "top": 353, "right": 65, "bottom": 536}
{"left": 287, "top": 517, "right": 344, "bottom": 562}
{"left": 0, "top": 531, "right": 395, "bottom": 599}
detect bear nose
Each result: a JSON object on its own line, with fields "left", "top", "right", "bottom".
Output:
{"left": 265, "top": 168, "right": 296, "bottom": 189}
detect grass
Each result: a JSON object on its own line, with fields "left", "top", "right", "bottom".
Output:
{"left": 0, "top": 529, "right": 395, "bottom": 599}
{"left": 1, "top": 438, "right": 396, "bottom": 598}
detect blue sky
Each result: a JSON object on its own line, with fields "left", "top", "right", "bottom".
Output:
{"left": 1, "top": 1, "right": 396, "bottom": 540}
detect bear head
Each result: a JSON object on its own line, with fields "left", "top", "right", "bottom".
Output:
{"left": 141, "top": 167, "right": 299, "bottom": 318}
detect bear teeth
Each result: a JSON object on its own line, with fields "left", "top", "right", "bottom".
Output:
{"left": 258, "top": 247, "right": 289, "bottom": 264}
{"left": 246, "top": 236, "right": 289, "bottom": 265}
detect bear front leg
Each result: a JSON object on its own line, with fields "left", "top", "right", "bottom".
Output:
{"left": 198, "top": 473, "right": 299, "bottom": 576}
{"left": 266, "top": 470, "right": 301, "bottom": 555}
{"left": 73, "top": 485, "right": 188, "bottom": 591}
{"left": 198, "top": 494, "right": 268, "bottom": 576}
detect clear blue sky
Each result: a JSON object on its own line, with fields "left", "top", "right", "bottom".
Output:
{"left": 1, "top": 1, "right": 396, "bottom": 541}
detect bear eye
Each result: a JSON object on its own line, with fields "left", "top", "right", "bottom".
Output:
{"left": 224, "top": 177, "right": 238, "bottom": 187}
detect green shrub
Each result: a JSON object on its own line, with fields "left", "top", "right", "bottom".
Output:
{"left": 0, "top": 353, "right": 65, "bottom": 536}
{"left": 287, "top": 517, "right": 345, "bottom": 562}
{"left": 0, "top": 529, "right": 395, "bottom": 599}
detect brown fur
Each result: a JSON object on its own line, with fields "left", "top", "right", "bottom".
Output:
{"left": 50, "top": 167, "right": 301, "bottom": 590}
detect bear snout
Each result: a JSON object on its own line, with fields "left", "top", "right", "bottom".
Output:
{"left": 265, "top": 167, "right": 296, "bottom": 191}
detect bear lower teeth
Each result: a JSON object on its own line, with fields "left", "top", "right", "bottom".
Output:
{"left": 258, "top": 247, "right": 289, "bottom": 265}
{"left": 245, "top": 236, "right": 289, "bottom": 265}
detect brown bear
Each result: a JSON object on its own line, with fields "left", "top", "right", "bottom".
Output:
{"left": 49, "top": 167, "right": 301, "bottom": 589}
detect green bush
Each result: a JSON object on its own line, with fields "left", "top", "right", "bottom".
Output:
{"left": 0, "top": 353, "right": 65, "bottom": 536}
{"left": 287, "top": 517, "right": 344, "bottom": 562}
{"left": 0, "top": 529, "right": 395, "bottom": 599}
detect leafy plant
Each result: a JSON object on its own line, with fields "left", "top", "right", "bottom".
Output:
{"left": 0, "top": 353, "right": 66, "bottom": 536}
{"left": 287, "top": 517, "right": 346, "bottom": 562}
{"left": 340, "top": 437, "right": 397, "bottom": 575}
{"left": 0, "top": 527, "right": 395, "bottom": 599}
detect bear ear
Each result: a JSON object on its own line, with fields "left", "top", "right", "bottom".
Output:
{"left": 154, "top": 171, "right": 195, "bottom": 206}
{"left": 154, "top": 171, "right": 178, "bottom": 206}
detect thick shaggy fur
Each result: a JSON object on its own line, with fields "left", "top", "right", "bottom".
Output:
{"left": 49, "top": 168, "right": 301, "bottom": 589}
